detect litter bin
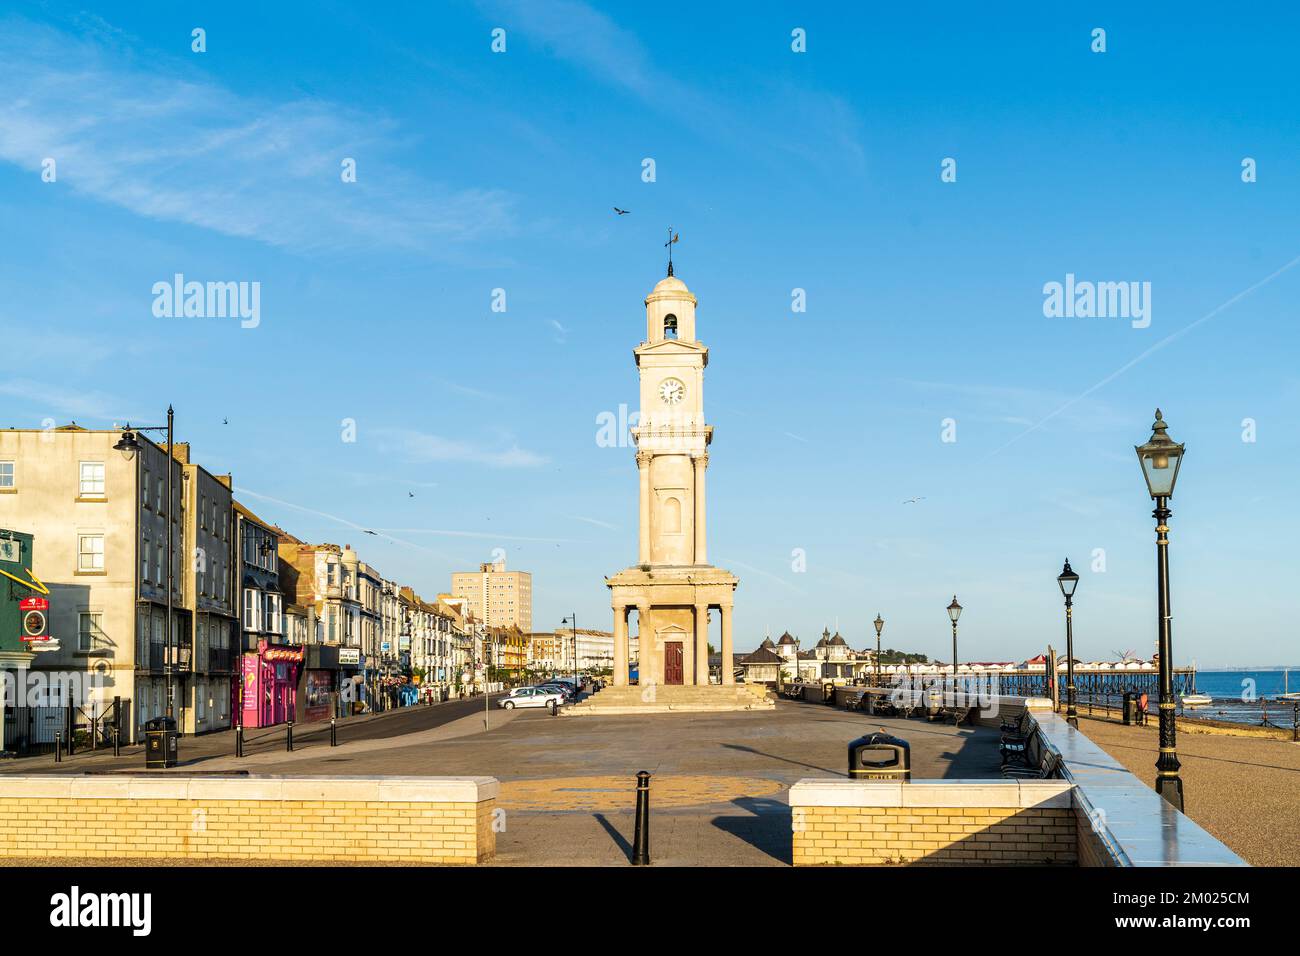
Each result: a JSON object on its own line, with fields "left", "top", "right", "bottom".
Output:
{"left": 1122, "top": 692, "right": 1138, "bottom": 726}
{"left": 144, "top": 716, "right": 178, "bottom": 769}
{"left": 848, "top": 731, "right": 911, "bottom": 781}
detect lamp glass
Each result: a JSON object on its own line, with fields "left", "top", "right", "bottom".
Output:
{"left": 1057, "top": 560, "right": 1080, "bottom": 599}
{"left": 947, "top": 596, "right": 962, "bottom": 624}
{"left": 1135, "top": 409, "right": 1184, "bottom": 499}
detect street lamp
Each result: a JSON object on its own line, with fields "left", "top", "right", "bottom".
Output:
{"left": 1135, "top": 408, "right": 1185, "bottom": 811}
{"left": 115, "top": 406, "right": 179, "bottom": 725}
{"left": 946, "top": 596, "right": 962, "bottom": 697}
{"left": 1057, "top": 559, "right": 1080, "bottom": 728}
{"left": 561, "top": 614, "right": 578, "bottom": 689}
{"left": 873, "top": 614, "right": 884, "bottom": 687}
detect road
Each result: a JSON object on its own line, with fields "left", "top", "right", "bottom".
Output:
{"left": 0, "top": 692, "right": 509, "bottom": 773}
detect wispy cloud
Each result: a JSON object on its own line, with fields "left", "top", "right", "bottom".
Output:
{"left": 374, "top": 426, "right": 547, "bottom": 468}
{"left": 564, "top": 514, "right": 617, "bottom": 531}
{"left": 0, "top": 378, "right": 135, "bottom": 424}
{"left": 0, "top": 15, "right": 514, "bottom": 257}
{"left": 896, "top": 379, "right": 1123, "bottom": 433}
{"left": 440, "top": 381, "right": 503, "bottom": 401}
{"left": 477, "top": 0, "right": 866, "bottom": 175}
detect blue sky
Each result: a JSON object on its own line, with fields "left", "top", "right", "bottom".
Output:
{"left": 1, "top": 2, "right": 1297, "bottom": 667}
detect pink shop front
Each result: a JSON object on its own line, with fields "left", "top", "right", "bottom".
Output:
{"left": 239, "top": 641, "right": 304, "bottom": 728}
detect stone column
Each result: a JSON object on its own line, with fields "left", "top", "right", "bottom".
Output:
{"left": 720, "top": 604, "right": 735, "bottom": 685}
{"left": 637, "top": 451, "right": 651, "bottom": 566}
{"left": 613, "top": 605, "right": 628, "bottom": 687}
{"left": 692, "top": 454, "right": 707, "bottom": 565}
{"left": 694, "top": 603, "right": 710, "bottom": 686}
{"left": 637, "top": 604, "right": 652, "bottom": 686}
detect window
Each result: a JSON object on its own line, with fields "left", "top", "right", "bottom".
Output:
{"left": 79, "top": 461, "right": 105, "bottom": 497}
{"left": 142, "top": 538, "right": 151, "bottom": 582}
{"left": 264, "top": 593, "right": 282, "bottom": 636}
{"left": 142, "top": 469, "right": 150, "bottom": 508}
{"left": 243, "top": 589, "right": 262, "bottom": 632}
{"left": 200, "top": 494, "right": 207, "bottom": 530}
{"left": 77, "top": 534, "right": 104, "bottom": 572}
{"left": 78, "top": 612, "right": 104, "bottom": 652}
{"left": 155, "top": 475, "right": 163, "bottom": 512}
{"left": 0, "top": 460, "right": 14, "bottom": 489}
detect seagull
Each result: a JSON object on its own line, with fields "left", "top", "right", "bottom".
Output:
{"left": 902, "top": 497, "right": 926, "bottom": 504}
{"left": 362, "top": 530, "right": 378, "bottom": 536}
{"left": 408, "top": 492, "right": 415, "bottom": 498}
{"left": 222, "top": 418, "right": 228, "bottom": 425}
{"left": 613, "top": 207, "right": 630, "bottom": 215}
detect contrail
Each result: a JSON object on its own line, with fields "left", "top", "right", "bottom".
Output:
{"left": 234, "top": 487, "right": 455, "bottom": 558}
{"left": 981, "top": 250, "right": 1300, "bottom": 462}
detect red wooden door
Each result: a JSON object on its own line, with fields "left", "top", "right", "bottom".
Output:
{"left": 664, "top": 642, "right": 684, "bottom": 685}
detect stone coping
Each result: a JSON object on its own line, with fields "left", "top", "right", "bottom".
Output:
{"left": 1029, "top": 708, "right": 1245, "bottom": 867}
{"left": 789, "top": 779, "right": 1073, "bottom": 809}
{"left": 0, "top": 774, "right": 498, "bottom": 803}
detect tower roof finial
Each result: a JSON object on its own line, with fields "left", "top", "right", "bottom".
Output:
{"left": 664, "top": 227, "right": 679, "bottom": 276}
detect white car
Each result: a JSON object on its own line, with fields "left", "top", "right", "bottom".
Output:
{"left": 498, "top": 686, "right": 565, "bottom": 709}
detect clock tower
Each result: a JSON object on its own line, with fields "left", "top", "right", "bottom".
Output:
{"left": 606, "top": 270, "right": 739, "bottom": 691}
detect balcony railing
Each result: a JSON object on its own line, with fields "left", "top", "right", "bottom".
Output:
{"left": 139, "top": 642, "right": 193, "bottom": 672}
{"left": 208, "top": 646, "right": 233, "bottom": 673}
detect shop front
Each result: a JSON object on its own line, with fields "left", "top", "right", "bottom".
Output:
{"left": 239, "top": 641, "right": 303, "bottom": 728}
{"left": 297, "top": 644, "right": 364, "bottom": 722}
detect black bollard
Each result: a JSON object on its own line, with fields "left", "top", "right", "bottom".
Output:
{"left": 235, "top": 725, "right": 244, "bottom": 758}
{"left": 331, "top": 716, "right": 338, "bottom": 747}
{"left": 286, "top": 720, "right": 294, "bottom": 752}
{"left": 1293, "top": 703, "right": 1299, "bottom": 742}
{"left": 54, "top": 731, "right": 62, "bottom": 763}
{"left": 632, "top": 770, "right": 651, "bottom": 865}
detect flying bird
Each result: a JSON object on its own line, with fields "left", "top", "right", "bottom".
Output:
{"left": 613, "top": 207, "right": 630, "bottom": 215}
{"left": 408, "top": 492, "right": 415, "bottom": 498}
{"left": 222, "top": 418, "right": 228, "bottom": 425}
{"left": 902, "top": 497, "right": 926, "bottom": 504}
{"left": 362, "top": 530, "right": 378, "bottom": 536}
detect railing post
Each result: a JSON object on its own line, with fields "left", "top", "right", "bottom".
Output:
{"left": 632, "top": 770, "right": 651, "bottom": 865}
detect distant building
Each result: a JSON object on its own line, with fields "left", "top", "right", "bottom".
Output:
{"left": 450, "top": 558, "right": 532, "bottom": 633}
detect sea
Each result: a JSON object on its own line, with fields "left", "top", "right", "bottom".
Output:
{"left": 1078, "top": 669, "right": 1300, "bottom": 729}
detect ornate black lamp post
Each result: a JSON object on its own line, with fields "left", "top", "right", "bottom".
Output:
{"left": 561, "top": 614, "right": 579, "bottom": 689}
{"left": 946, "top": 596, "right": 962, "bottom": 696}
{"left": 873, "top": 614, "right": 884, "bottom": 687}
{"left": 1135, "top": 409, "right": 1185, "bottom": 811}
{"left": 1057, "top": 559, "right": 1080, "bottom": 728}
{"left": 114, "top": 407, "right": 178, "bottom": 723}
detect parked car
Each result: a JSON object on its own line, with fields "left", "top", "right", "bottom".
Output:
{"left": 498, "top": 686, "right": 565, "bottom": 709}
{"left": 537, "top": 682, "right": 575, "bottom": 699}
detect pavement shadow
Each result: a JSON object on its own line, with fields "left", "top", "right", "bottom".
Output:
{"left": 711, "top": 795, "right": 791, "bottom": 865}
{"left": 593, "top": 812, "right": 633, "bottom": 863}
{"left": 720, "top": 743, "right": 839, "bottom": 776}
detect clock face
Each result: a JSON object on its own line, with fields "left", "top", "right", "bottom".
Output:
{"left": 658, "top": 378, "right": 685, "bottom": 405}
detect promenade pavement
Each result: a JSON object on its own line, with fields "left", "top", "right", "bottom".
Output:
{"left": 1, "top": 694, "right": 1004, "bottom": 866}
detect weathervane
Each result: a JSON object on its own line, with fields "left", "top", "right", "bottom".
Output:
{"left": 664, "top": 227, "right": 679, "bottom": 276}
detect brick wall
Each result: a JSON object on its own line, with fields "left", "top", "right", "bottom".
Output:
{"left": 789, "top": 779, "right": 1076, "bottom": 866}
{"left": 0, "top": 775, "right": 497, "bottom": 864}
